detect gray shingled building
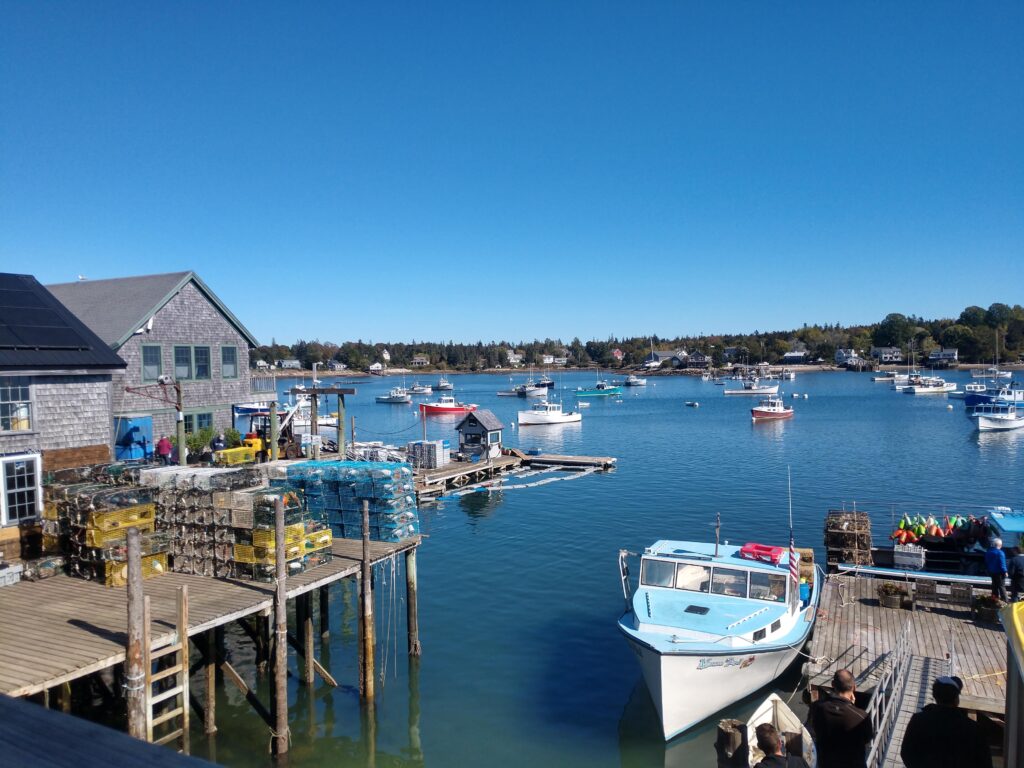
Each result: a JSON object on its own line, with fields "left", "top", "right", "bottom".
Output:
{"left": 48, "top": 272, "right": 264, "bottom": 448}
{"left": 0, "top": 273, "right": 127, "bottom": 562}
{"left": 454, "top": 409, "right": 504, "bottom": 459}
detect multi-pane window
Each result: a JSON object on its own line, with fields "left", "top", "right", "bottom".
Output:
{"left": 142, "top": 345, "right": 162, "bottom": 382}
{"left": 183, "top": 412, "right": 213, "bottom": 434}
{"left": 194, "top": 347, "right": 211, "bottom": 380}
{"left": 0, "top": 377, "right": 32, "bottom": 432}
{"left": 1, "top": 454, "right": 41, "bottom": 524}
{"left": 221, "top": 346, "right": 238, "bottom": 379}
{"left": 174, "top": 346, "right": 192, "bottom": 380}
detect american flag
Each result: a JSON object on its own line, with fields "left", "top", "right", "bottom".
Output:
{"left": 789, "top": 533, "right": 799, "bottom": 587}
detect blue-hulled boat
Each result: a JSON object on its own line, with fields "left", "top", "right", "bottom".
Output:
{"left": 617, "top": 539, "right": 820, "bottom": 741}
{"left": 575, "top": 380, "right": 622, "bottom": 397}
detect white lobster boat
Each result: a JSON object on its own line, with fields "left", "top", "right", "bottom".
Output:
{"left": 976, "top": 403, "right": 1024, "bottom": 432}
{"left": 903, "top": 376, "right": 957, "bottom": 395}
{"left": 617, "top": 539, "right": 819, "bottom": 741}
{"left": 517, "top": 399, "right": 582, "bottom": 425}
{"left": 724, "top": 379, "right": 780, "bottom": 396}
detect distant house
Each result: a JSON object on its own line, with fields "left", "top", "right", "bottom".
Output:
{"left": 455, "top": 409, "right": 503, "bottom": 459}
{"left": 410, "top": 355, "right": 430, "bottom": 368}
{"left": 1, "top": 273, "right": 128, "bottom": 562}
{"left": 541, "top": 354, "right": 555, "bottom": 366}
{"left": 253, "top": 359, "right": 270, "bottom": 370}
{"left": 277, "top": 359, "right": 302, "bottom": 370}
{"left": 835, "top": 349, "right": 861, "bottom": 366}
{"left": 506, "top": 350, "right": 523, "bottom": 367}
{"left": 611, "top": 348, "right": 624, "bottom": 362}
{"left": 687, "top": 351, "right": 710, "bottom": 368}
{"left": 552, "top": 356, "right": 569, "bottom": 367}
{"left": 381, "top": 349, "right": 391, "bottom": 364}
{"left": 326, "top": 360, "right": 347, "bottom": 371}
{"left": 643, "top": 349, "right": 687, "bottom": 369}
{"left": 49, "top": 271, "right": 262, "bottom": 442}
{"left": 870, "top": 346, "right": 903, "bottom": 363}
{"left": 782, "top": 350, "right": 808, "bottom": 364}
{"left": 928, "top": 348, "right": 958, "bottom": 367}
{"left": 368, "top": 362, "right": 384, "bottom": 374}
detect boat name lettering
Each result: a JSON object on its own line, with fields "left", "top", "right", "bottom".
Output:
{"left": 696, "top": 655, "right": 756, "bottom": 671}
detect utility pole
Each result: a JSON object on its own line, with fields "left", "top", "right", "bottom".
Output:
{"left": 175, "top": 381, "right": 186, "bottom": 466}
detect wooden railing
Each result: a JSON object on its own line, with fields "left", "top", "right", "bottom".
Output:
{"left": 864, "top": 622, "right": 913, "bottom": 768}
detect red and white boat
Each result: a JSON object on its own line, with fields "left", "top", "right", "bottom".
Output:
{"left": 419, "top": 395, "right": 477, "bottom": 415}
{"left": 751, "top": 395, "right": 794, "bottom": 421}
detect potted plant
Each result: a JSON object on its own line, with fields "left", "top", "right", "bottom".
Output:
{"left": 973, "top": 594, "right": 1004, "bottom": 624}
{"left": 877, "top": 582, "right": 907, "bottom": 609}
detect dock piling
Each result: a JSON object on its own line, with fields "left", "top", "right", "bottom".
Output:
{"left": 360, "top": 499, "right": 375, "bottom": 700}
{"left": 302, "top": 592, "right": 315, "bottom": 685}
{"left": 405, "top": 548, "right": 421, "bottom": 657}
{"left": 319, "top": 585, "right": 330, "bottom": 639}
{"left": 204, "top": 630, "right": 217, "bottom": 735}
{"left": 272, "top": 497, "right": 290, "bottom": 757}
{"left": 125, "top": 527, "right": 146, "bottom": 740}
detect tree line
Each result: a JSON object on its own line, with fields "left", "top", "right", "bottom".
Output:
{"left": 251, "top": 302, "right": 1024, "bottom": 370}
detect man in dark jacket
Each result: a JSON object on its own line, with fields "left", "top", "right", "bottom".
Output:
{"left": 900, "top": 676, "right": 992, "bottom": 768}
{"left": 753, "top": 722, "right": 809, "bottom": 768}
{"left": 806, "top": 669, "right": 873, "bottom": 768}
{"left": 984, "top": 537, "right": 1007, "bottom": 601}
{"left": 1008, "top": 547, "right": 1024, "bottom": 602}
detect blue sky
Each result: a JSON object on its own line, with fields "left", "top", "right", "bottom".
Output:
{"left": 2, "top": 2, "right": 1022, "bottom": 345}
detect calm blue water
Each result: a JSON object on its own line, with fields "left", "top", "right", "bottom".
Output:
{"left": 210, "top": 370, "right": 1022, "bottom": 767}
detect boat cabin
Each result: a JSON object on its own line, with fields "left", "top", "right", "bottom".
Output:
{"left": 632, "top": 541, "right": 811, "bottom": 648}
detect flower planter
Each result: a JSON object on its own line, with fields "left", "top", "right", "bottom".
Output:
{"left": 975, "top": 605, "right": 1001, "bottom": 624}
{"left": 879, "top": 593, "right": 903, "bottom": 609}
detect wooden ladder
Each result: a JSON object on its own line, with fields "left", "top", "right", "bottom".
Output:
{"left": 143, "top": 586, "right": 190, "bottom": 751}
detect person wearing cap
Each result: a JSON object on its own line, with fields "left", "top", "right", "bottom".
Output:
{"left": 984, "top": 537, "right": 1008, "bottom": 602}
{"left": 900, "top": 676, "right": 991, "bottom": 768}
{"left": 753, "top": 722, "right": 809, "bottom": 768}
{"left": 806, "top": 669, "right": 873, "bottom": 768}
{"left": 1007, "top": 546, "right": 1024, "bottom": 602}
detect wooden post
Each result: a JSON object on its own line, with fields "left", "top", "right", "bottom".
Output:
{"left": 360, "top": 499, "right": 375, "bottom": 700}
{"left": 204, "top": 629, "right": 217, "bottom": 734}
{"left": 351, "top": 416, "right": 356, "bottom": 454}
{"left": 336, "top": 395, "right": 346, "bottom": 457}
{"left": 273, "top": 497, "right": 290, "bottom": 757}
{"left": 178, "top": 586, "right": 191, "bottom": 755}
{"left": 270, "top": 401, "right": 279, "bottom": 462}
{"left": 302, "top": 592, "right": 315, "bottom": 685}
{"left": 405, "top": 548, "right": 421, "bottom": 657}
{"left": 310, "top": 392, "right": 320, "bottom": 460}
{"left": 126, "top": 527, "right": 147, "bottom": 740}
{"left": 319, "top": 585, "right": 330, "bottom": 640}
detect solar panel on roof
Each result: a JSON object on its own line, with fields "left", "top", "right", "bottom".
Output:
{"left": 0, "top": 289, "right": 47, "bottom": 309}
{"left": 0, "top": 284, "right": 91, "bottom": 350}
{"left": 0, "top": 275, "right": 28, "bottom": 291}
{"left": 0, "top": 306, "right": 65, "bottom": 328}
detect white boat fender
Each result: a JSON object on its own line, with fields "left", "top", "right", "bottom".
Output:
{"left": 803, "top": 394, "right": 809, "bottom": 399}
{"left": 947, "top": 404, "right": 953, "bottom": 410}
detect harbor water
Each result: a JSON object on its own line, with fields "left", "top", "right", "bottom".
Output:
{"left": 213, "top": 370, "right": 1023, "bottom": 767}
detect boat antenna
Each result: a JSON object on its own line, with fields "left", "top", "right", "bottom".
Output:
{"left": 787, "top": 466, "right": 794, "bottom": 534}
{"left": 714, "top": 511, "right": 721, "bottom": 558}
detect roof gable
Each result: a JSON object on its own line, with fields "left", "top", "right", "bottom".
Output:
{"left": 0, "top": 273, "right": 126, "bottom": 371}
{"left": 455, "top": 409, "right": 503, "bottom": 431}
{"left": 47, "top": 271, "right": 259, "bottom": 350}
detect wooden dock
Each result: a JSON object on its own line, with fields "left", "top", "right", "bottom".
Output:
{"left": 414, "top": 455, "right": 521, "bottom": 498}
{"left": 805, "top": 575, "right": 1006, "bottom": 765}
{"left": 0, "top": 538, "right": 417, "bottom": 698}
{"left": 522, "top": 452, "right": 617, "bottom": 470}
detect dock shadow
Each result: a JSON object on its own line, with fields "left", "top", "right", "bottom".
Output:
{"left": 67, "top": 616, "right": 175, "bottom": 644}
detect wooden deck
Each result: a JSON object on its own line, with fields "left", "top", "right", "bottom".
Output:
{"left": 415, "top": 455, "right": 521, "bottom": 498}
{"left": 805, "top": 575, "right": 1006, "bottom": 765}
{"left": 0, "top": 537, "right": 418, "bottom": 698}
{"left": 522, "top": 453, "right": 617, "bottom": 469}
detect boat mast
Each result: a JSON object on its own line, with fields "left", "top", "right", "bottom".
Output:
{"left": 714, "top": 511, "right": 721, "bottom": 558}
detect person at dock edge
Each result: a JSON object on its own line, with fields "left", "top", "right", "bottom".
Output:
{"left": 155, "top": 434, "right": 172, "bottom": 465}
{"left": 753, "top": 722, "right": 809, "bottom": 768}
{"left": 210, "top": 432, "right": 226, "bottom": 452}
{"left": 900, "top": 676, "right": 992, "bottom": 768}
{"left": 1007, "top": 547, "right": 1024, "bottom": 602}
{"left": 984, "top": 537, "right": 1008, "bottom": 602}
{"left": 806, "top": 669, "right": 873, "bottom": 768}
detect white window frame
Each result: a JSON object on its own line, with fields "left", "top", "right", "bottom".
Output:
{"left": 0, "top": 376, "right": 33, "bottom": 433}
{"left": 1, "top": 453, "right": 42, "bottom": 526}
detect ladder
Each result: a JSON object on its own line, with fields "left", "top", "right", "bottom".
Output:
{"left": 143, "top": 586, "right": 190, "bottom": 750}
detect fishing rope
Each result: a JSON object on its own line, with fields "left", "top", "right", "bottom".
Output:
{"left": 355, "top": 420, "right": 423, "bottom": 437}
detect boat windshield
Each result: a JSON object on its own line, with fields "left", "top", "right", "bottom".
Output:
{"left": 749, "top": 571, "right": 788, "bottom": 602}
{"left": 640, "top": 559, "right": 676, "bottom": 588}
{"left": 675, "top": 564, "right": 711, "bottom": 592}
{"left": 711, "top": 568, "right": 749, "bottom": 598}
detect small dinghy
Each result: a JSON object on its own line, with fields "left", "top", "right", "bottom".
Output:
{"left": 715, "top": 693, "right": 817, "bottom": 767}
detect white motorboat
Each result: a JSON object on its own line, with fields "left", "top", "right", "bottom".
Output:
{"left": 617, "top": 540, "right": 819, "bottom": 740}
{"left": 376, "top": 386, "right": 412, "bottom": 404}
{"left": 751, "top": 396, "right": 794, "bottom": 421}
{"left": 903, "top": 377, "right": 957, "bottom": 395}
{"left": 625, "top": 374, "right": 647, "bottom": 387}
{"left": 435, "top": 376, "right": 454, "bottom": 391}
{"left": 972, "top": 367, "right": 1012, "bottom": 380}
{"left": 781, "top": 369, "right": 796, "bottom": 380}
{"left": 976, "top": 403, "right": 1024, "bottom": 432}
{"left": 724, "top": 379, "right": 780, "bottom": 396}
{"left": 517, "top": 400, "right": 582, "bottom": 425}
{"left": 949, "top": 382, "right": 987, "bottom": 400}
{"left": 409, "top": 383, "right": 432, "bottom": 395}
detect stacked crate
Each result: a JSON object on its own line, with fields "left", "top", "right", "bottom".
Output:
{"left": 824, "top": 509, "right": 873, "bottom": 570}
{"left": 281, "top": 461, "right": 420, "bottom": 543}
{"left": 43, "top": 481, "right": 169, "bottom": 585}
{"left": 406, "top": 440, "right": 451, "bottom": 469}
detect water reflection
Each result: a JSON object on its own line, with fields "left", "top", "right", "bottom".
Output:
{"left": 976, "top": 426, "right": 1024, "bottom": 454}
{"left": 458, "top": 488, "right": 504, "bottom": 519}
{"left": 514, "top": 420, "right": 583, "bottom": 453}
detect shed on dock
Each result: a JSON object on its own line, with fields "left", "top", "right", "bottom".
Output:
{"left": 455, "top": 409, "right": 503, "bottom": 459}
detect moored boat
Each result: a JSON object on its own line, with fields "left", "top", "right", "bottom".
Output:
{"left": 949, "top": 382, "right": 987, "bottom": 400}
{"left": 972, "top": 366, "right": 1012, "bottom": 380}
{"left": 517, "top": 400, "right": 582, "bottom": 425}
{"left": 576, "top": 380, "right": 622, "bottom": 397}
{"left": 976, "top": 403, "right": 1024, "bottom": 432}
{"left": 376, "top": 386, "right": 412, "bottom": 404}
{"left": 419, "top": 395, "right": 477, "bottom": 415}
{"left": 617, "top": 539, "right": 819, "bottom": 740}
{"left": 435, "top": 376, "right": 454, "bottom": 391}
{"left": 625, "top": 374, "right": 647, "bottom": 387}
{"left": 903, "top": 377, "right": 957, "bottom": 395}
{"left": 409, "top": 383, "right": 433, "bottom": 395}
{"left": 724, "top": 379, "right": 779, "bottom": 396}
{"left": 751, "top": 396, "right": 794, "bottom": 421}
{"left": 537, "top": 374, "right": 555, "bottom": 389}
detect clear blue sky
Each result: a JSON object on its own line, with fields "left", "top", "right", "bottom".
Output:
{"left": 2, "top": 2, "right": 1021, "bottom": 345}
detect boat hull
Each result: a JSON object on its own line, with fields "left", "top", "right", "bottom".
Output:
{"left": 624, "top": 634, "right": 805, "bottom": 741}
{"left": 977, "top": 415, "right": 1024, "bottom": 432}
{"left": 575, "top": 387, "right": 622, "bottom": 397}
{"left": 376, "top": 396, "right": 412, "bottom": 403}
{"left": 751, "top": 408, "right": 793, "bottom": 420}
{"left": 725, "top": 386, "right": 779, "bottom": 396}
{"left": 518, "top": 411, "right": 582, "bottom": 425}
{"left": 419, "top": 403, "right": 477, "bottom": 415}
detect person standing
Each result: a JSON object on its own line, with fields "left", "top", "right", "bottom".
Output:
{"left": 984, "top": 537, "right": 1008, "bottom": 602}
{"left": 900, "top": 676, "right": 991, "bottom": 768}
{"left": 806, "top": 669, "right": 873, "bottom": 768}
{"left": 1008, "top": 546, "right": 1024, "bottom": 603}
{"left": 155, "top": 434, "right": 173, "bottom": 465}
{"left": 210, "top": 432, "right": 227, "bottom": 452}
{"left": 753, "top": 722, "right": 809, "bottom": 768}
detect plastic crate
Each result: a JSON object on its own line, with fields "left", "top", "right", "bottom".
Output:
{"left": 304, "top": 528, "right": 332, "bottom": 553}
{"left": 90, "top": 503, "right": 156, "bottom": 532}
{"left": 103, "top": 552, "right": 167, "bottom": 587}
{"left": 233, "top": 540, "right": 303, "bottom": 564}
{"left": 214, "top": 446, "right": 257, "bottom": 465}
{"left": 84, "top": 519, "right": 156, "bottom": 548}
{"left": 252, "top": 523, "right": 305, "bottom": 548}
{"left": 894, "top": 543, "right": 926, "bottom": 571}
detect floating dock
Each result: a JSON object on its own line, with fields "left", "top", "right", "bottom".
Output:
{"left": 804, "top": 574, "right": 1006, "bottom": 767}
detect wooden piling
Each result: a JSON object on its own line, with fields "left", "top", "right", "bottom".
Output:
{"left": 310, "top": 391, "right": 321, "bottom": 460}
{"left": 270, "top": 401, "right": 280, "bottom": 462}
{"left": 125, "top": 527, "right": 146, "bottom": 740}
{"left": 273, "top": 497, "right": 290, "bottom": 757}
{"left": 319, "top": 585, "right": 330, "bottom": 640}
{"left": 336, "top": 395, "right": 346, "bottom": 457}
{"left": 302, "top": 593, "right": 315, "bottom": 685}
{"left": 204, "top": 629, "right": 217, "bottom": 735}
{"left": 405, "top": 548, "right": 421, "bottom": 657}
{"left": 360, "top": 499, "right": 375, "bottom": 700}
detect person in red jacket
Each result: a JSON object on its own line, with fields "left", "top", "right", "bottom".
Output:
{"left": 155, "top": 435, "right": 173, "bottom": 465}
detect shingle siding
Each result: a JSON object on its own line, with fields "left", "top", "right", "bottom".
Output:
{"left": 111, "top": 281, "right": 251, "bottom": 436}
